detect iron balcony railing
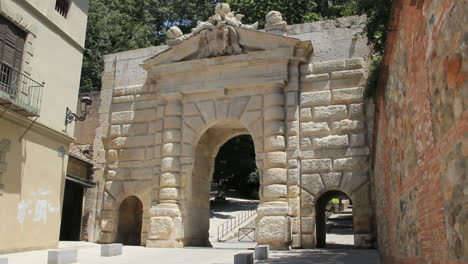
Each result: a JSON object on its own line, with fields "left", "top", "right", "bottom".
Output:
{"left": 0, "top": 63, "right": 44, "bottom": 117}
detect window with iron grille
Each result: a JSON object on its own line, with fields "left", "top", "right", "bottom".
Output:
{"left": 0, "top": 16, "right": 26, "bottom": 98}
{"left": 55, "top": 0, "right": 71, "bottom": 18}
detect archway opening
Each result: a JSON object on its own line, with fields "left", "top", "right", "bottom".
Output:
{"left": 316, "top": 190, "right": 354, "bottom": 248}
{"left": 209, "top": 135, "right": 259, "bottom": 245}
{"left": 117, "top": 195, "right": 143, "bottom": 245}
{"left": 184, "top": 121, "right": 259, "bottom": 247}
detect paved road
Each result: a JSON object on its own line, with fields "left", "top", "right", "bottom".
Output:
{"left": 257, "top": 249, "right": 381, "bottom": 264}
{"left": 1, "top": 242, "right": 381, "bottom": 264}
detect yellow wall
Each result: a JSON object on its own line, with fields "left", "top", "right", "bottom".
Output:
{"left": 0, "top": 0, "right": 89, "bottom": 132}
{"left": 0, "top": 0, "right": 88, "bottom": 253}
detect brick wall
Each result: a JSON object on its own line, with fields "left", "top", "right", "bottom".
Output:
{"left": 374, "top": 0, "right": 467, "bottom": 263}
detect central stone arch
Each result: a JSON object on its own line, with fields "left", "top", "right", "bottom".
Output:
{"left": 183, "top": 119, "right": 259, "bottom": 246}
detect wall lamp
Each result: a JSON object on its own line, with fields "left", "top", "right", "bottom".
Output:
{"left": 65, "top": 96, "right": 93, "bottom": 126}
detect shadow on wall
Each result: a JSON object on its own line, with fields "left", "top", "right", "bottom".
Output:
{"left": 3, "top": 125, "right": 67, "bottom": 196}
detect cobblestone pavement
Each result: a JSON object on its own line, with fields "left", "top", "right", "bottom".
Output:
{"left": 0, "top": 242, "right": 380, "bottom": 264}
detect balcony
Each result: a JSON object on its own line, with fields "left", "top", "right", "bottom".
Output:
{"left": 0, "top": 63, "right": 44, "bottom": 117}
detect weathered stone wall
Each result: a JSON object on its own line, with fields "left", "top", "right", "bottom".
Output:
{"left": 74, "top": 92, "right": 102, "bottom": 145}
{"left": 296, "top": 57, "right": 375, "bottom": 248}
{"left": 374, "top": 0, "right": 467, "bottom": 263}
{"left": 92, "top": 46, "right": 168, "bottom": 244}
{"left": 91, "top": 15, "right": 375, "bottom": 249}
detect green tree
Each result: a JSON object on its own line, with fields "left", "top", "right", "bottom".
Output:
{"left": 80, "top": 0, "right": 391, "bottom": 92}
{"left": 80, "top": 0, "right": 216, "bottom": 92}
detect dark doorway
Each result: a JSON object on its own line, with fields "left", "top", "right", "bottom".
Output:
{"left": 117, "top": 195, "right": 143, "bottom": 245}
{"left": 315, "top": 190, "right": 354, "bottom": 248}
{"left": 60, "top": 180, "right": 84, "bottom": 241}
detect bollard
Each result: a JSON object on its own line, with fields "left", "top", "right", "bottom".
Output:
{"left": 101, "top": 243, "right": 122, "bottom": 257}
{"left": 234, "top": 252, "right": 253, "bottom": 264}
{"left": 0, "top": 258, "right": 8, "bottom": 264}
{"left": 47, "top": 249, "right": 77, "bottom": 264}
{"left": 254, "top": 245, "right": 269, "bottom": 260}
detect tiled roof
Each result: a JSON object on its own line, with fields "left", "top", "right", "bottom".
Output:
{"left": 68, "top": 143, "right": 94, "bottom": 164}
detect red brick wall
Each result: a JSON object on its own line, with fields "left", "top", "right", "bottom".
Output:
{"left": 373, "top": 0, "right": 467, "bottom": 263}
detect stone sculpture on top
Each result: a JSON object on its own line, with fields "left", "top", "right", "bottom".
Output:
{"left": 165, "top": 3, "right": 287, "bottom": 58}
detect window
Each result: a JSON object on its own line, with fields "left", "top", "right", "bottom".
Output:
{"left": 55, "top": 0, "right": 71, "bottom": 18}
{"left": 0, "top": 16, "right": 26, "bottom": 98}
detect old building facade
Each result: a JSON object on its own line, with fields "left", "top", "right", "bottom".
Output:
{"left": 0, "top": 0, "right": 89, "bottom": 253}
{"left": 91, "top": 5, "right": 376, "bottom": 250}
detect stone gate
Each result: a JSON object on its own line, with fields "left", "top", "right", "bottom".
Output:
{"left": 92, "top": 4, "right": 375, "bottom": 250}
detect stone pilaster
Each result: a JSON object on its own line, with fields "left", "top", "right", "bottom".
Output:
{"left": 147, "top": 96, "right": 184, "bottom": 248}
{"left": 285, "top": 61, "right": 302, "bottom": 248}
{"left": 256, "top": 91, "right": 291, "bottom": 249}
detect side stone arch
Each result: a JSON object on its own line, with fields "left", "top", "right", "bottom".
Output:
{"left": 300, "top": 170, "right": 374, "bottom": 248}
{"left": 99, "top": 180, "right": 152, "bottom": 245}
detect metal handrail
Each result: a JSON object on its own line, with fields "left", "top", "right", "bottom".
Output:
{"left": 0, "top": 63, "right": 44, "bottom": 116}
{"left": 217, "top": 206, "right": 257, "bottom": 242}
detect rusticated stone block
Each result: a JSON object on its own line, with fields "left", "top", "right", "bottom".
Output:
{"left": 163, "top": 130, "right": 182, "bottom": 142}
{"left": 263, "top": 184, "right": 288, "bottom": 198}
{"left": 162, "top": 143, "right": 181, "bottom": 156}
{"left": 111, "top": 111, "right": 134, "bottom": 124}
{"left": 332, "top": 87, "right": 364, "bottom": 103}
{"left": 300, "top": 108, "right": 312, "bottom": 121}
{"left": 346, "top": 57, "right": 366, "bottom": 69}
{"left": 313, "top": 105, "right": 347, "bottom": 120}
{"left": 332, "top": 119, "right": 365, "bottom": 133}
{"left": 159, "top": 187, "right": 179, "bottom": 200}
{"left": 161, "top": 157, "right": 180, "bottom": 172}
{"left": 301, "top": 121, "right": 331, "bottom": 135}
{"left": 160, "top": 172, "right": 180, "bottom": 187}
{"left": 349, "top": 103, "right": 365, "bottom": 117}
{"left": 333, "top": 157, "right": 368, "bottom": 171}
{"left": 266, "top": 152, "right": 287, "bottom": 167}
{"left": 264, "top": 168, "right": 287, "bottom": 184}
{"left": 149, "top": 216, "right": 174, "bottom": 240}
{"left": 265, "top": 135, "right": 286, "bottom": 151}
{"left": 301, "top": 159, "right": 332, "bottom": 173}
{"left": 312, "top": 59, "right": 346, "bottom": 73}
{"left": 302, "top": 174, "right": 325, "bottom": 196}
{"left": 313, "top": 135, "right": 349, "bottom": 149}
{"left": 350, "top": 134, "right": 366, "bottom": 147}
{"left": 256, "top": 216, "right": 290, "bottom": 249}
{"left": 301, "top": 91, "right": 331, "bottom": 106}
{"left": 330, "top": 69, "right": 364, "bottom": 80}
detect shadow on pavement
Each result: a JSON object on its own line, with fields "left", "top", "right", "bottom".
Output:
{"left": 256, "top": 249, "right": 380, "bottom": 264}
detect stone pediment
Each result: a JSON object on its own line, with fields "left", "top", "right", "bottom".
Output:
{"left": 142, "top": 28, "right": 312, "bottom": 69}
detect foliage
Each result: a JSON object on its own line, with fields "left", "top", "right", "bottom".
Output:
{"left": 364, "top": 55, "right": 383, "bottom": 98}
{"left": 213, "top": 135, "right": 259, "bottom": 199}
{"left": 353, "top": 0, "right": 393, "bottom": 55}
{"left": 80, "top": 0, "right": 216, "bottom": 92}
{"left": 80, "top": 0, "right": 393, "bottom": 96}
